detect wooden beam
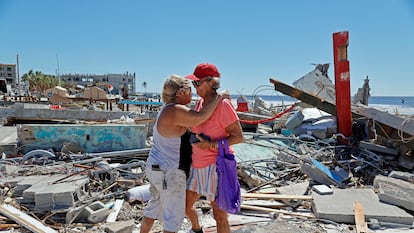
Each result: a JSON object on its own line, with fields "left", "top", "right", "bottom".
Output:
{"left": 353, "top": 202, "right": 371, "bottom": 233}
{"left": 241, "top": 192, "right": 313, "bottom": 200}
{"left": 269, "top": 78, "right": 338, "bottom": 116}
{"left": 240, "top": 204, "right": 315, "bottom": 218}
{"left": 0, "top": 204, "right": 58, "bottom": 233}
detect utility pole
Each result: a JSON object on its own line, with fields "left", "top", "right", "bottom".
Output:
{"left": 16, "top": 54, "right": 20, "bottom": 96}
{"left": 333, "top": 31, "right": 352, "bottom": 144}
{"left": 56, "top": 54, "right": 61, "bottom": 86}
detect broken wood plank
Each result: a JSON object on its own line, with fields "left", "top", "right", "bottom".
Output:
{"left": 241, "top": 193, "right": 313, "bottom": 200}
{"left": 242, "top": 199, "right": 287, "bottom": 208}
{"left": 353, "top": 201, "right": 371, "bottom": 233}
{"left": 269, "top": 78, "right": 338, "bottom": 116}
{"left": 0, "top": 203, "right": 58, "bottom": 233}
{"left": 106, "top": 199, "right": 124, "bottom": 223}
{"left": 0, "top": 223, "right": 19, "bottom": 230}
{"left": 240, "top": 204, "right": 315, "bottom": 218}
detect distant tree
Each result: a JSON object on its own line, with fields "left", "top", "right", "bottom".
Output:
{"left": 21, "top": 70, "right": 61, "bottom": 95}
{"left": 142, "top": 81, "right": 147, "bottom": 93}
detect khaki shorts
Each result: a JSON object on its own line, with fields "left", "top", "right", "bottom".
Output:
{"left": 143, "top": 167, "right": 186, "bottom": 232}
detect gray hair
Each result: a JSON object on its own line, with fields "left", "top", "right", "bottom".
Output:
{"left": 161, "top": 74, "right": 190, "bottom": 103}
{"left": 211, "top": 77, "right": 220, "bottom": 90}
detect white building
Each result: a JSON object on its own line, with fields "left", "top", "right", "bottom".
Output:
{"left": 0, "top": 63, "right": 17, "bottom": 94}
{"left": 60, "top": 72, "right": 136, "bottom": 96}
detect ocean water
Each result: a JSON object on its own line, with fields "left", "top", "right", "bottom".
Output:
{"left": 368, "top": 96, "right": 414, "bottom": 115}
{"left": 232, "top": 95, "right": 414, "bottom": 116}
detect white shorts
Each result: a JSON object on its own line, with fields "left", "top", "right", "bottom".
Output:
{"left": 143, "top": 167, "right": 186, "bottom": 232}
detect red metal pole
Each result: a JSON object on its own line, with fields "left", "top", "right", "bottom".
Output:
{"left": 333, "top": 31, "right": 352, "bottom": 143}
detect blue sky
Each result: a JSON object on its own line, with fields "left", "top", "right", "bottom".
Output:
{"left": 1, "top": 0, "right": 413, "bottom": 96}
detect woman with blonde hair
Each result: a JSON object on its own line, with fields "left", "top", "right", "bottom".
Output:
{"left": 140, "top": 74, "right": 224, "bottom": 233}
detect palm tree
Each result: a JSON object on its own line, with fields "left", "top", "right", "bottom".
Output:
{"left": 21, "top": 70, "right": 61, "bottom": 96}
{"left": 142, "top": 81, "right": 147, "bottom": 93}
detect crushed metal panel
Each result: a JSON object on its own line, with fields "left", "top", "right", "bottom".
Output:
{"left": 301, "top": 158, "right": 344, "bottom": 187}
{"left": 293, "top": 64, "right": 336, "bottom": 104}
{"left": 352, "top": 76, "right": 370, "bottom": 105}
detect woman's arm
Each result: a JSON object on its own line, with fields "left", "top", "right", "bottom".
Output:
{"left": 174, "top": 96, "right": 224, "bottom": 127}
{"left": 223, "top": 120, "right": 244, "bottom": 146}
{"left": 195, "top": 120, "right": 243, "bottom": 149}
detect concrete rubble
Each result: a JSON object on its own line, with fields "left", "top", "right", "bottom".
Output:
{"left": 312, "top": 188, "right": 413, "bottom": 225}
{"left": 0, "top": 65, "right": 413, "bottom": 232}
{"left": 1, "top": 128, "right": 411, "bottom": 232}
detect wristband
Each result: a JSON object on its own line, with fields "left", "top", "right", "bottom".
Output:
{"left": 210, "top": 141, "right": 218, "bottom": 149}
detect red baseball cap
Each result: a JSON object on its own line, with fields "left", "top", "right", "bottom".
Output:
{"left": 185, "top": 63, "right": 221, "bottom": 80}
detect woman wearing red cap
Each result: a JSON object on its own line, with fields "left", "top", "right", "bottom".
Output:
{"left": 185, "top": 63, "right": 243, "bottom": 233}
{"left": 140, "top": 75, "right": 224, "bottom": 233}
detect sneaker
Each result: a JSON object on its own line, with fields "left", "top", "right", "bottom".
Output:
{"left": 188, "top": 227, "right": 203, "bottom": 233}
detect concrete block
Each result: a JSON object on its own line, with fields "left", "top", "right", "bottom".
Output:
{"left": 84, "top": 201, "right": 110, "bottom": 224}
{"left": 374, "top": 175, "right": 414, "bottom": 211}
{"left": 65, "top": 205, "right": 84, "bottom": 224}
{"left": 104, "top": 219, "right": 135, "bottom": 233}
{"left": 17, "top": 174, "right": 88, "bottom": 212}
{"left": 285, "top": 111, "right": 304, "bottom": 130}
{"left": 16, "top": 176, "right": 46, "bottom": 197}
{"left": 388, "top": 171, "right": 414, "bottom": 183}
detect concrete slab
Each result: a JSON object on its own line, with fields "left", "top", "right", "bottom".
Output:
{"left": 0, "top": 126, "right": 17, "bottom": 156}
{"left": 374, "top": 175, "right": 414, "bottom": 211}
{"left": 388, "top": 171, "right": 414, "bottom": 183}
{"left": 276, "top": 181, "right": 309, "bottom": 207}
{"left": 18, "top": 123, "right": 147, "bottom": 153}
{"left": 312, "top": 188, "right": 413, "bottom": 225}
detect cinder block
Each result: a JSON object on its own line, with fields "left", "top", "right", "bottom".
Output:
{"left": 84, "top": 201, "right": 110, "bottom": 224}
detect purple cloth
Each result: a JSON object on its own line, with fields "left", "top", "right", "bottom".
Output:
{"left": 215, "top": 139, "right": 241, "bottom": 214}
